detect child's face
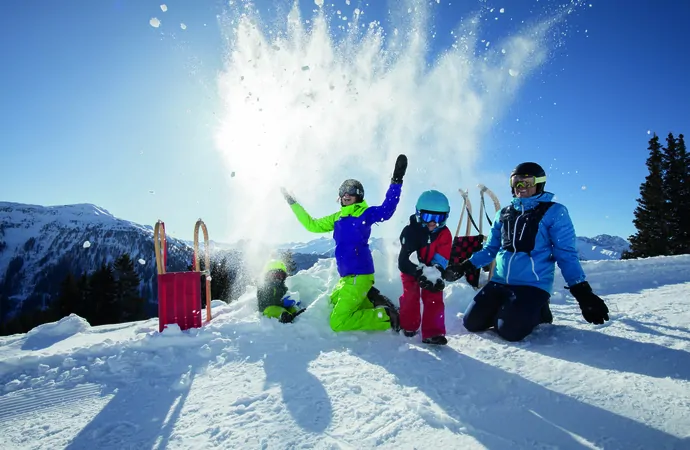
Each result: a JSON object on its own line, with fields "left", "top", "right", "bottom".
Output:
{"left": 426, "top": 222, "right": 438, "bottom": 231}
{"left": 340, "top": 194, "right": 357, "bottom": 206}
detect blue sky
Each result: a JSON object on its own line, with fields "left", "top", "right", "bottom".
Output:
{"left": 1, "top": 0, "right": 688, "bottom": 245}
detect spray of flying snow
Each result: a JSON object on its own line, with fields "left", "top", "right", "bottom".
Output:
{"left": 160, "top": 4, "right": 168, "bottom": 12}
{"left": 213, "top": 0, "right": 581, "bottom": 267}
{"left": 149, "top": 17, "right": 161, "bottom": 28}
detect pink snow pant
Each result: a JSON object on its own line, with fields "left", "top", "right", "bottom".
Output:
{"left": 399, "top": 273, "right": 446, "bottom": 339}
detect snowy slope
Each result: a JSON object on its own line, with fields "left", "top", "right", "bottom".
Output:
{"left": 1, "top": 254, "right": 689, "bottom": 449}
{"left": 0, "top": 202, "right": 193, "bottom": 311}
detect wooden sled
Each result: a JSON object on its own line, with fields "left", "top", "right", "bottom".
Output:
{"left": 445, "top": 184, "right": 501, "bottom": 289}
{"left": 154, "top": 219, "right": 212, "bottom": 332}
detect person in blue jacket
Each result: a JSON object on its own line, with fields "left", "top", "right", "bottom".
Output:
{"left": 453, "top": 162, "right": 610, "bottom": 341}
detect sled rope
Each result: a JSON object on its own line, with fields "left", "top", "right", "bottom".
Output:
{"left": 454, "top": 190, "right": 481, "bottom": 238}
{"left": 451, "top": 185, "right": 502, "bottom": 289}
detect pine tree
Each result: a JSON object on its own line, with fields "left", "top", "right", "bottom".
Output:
{"left": 114, "top": 254, "right": 145, "bottom": 322}
{"left": 87, "top": 262, "right": 118, "bottom": 326}
{"left": 76, "top": 273, "right": 90, "bottom": 318}
{"left": 53, "top": 273, "right": 81, "bottom": 319}
{"left": 209, "top": 255, "right": 231, "bottom": 303}
{"left": 661, "top": 133, "right": 684, "bottom": 254}
{"left": 675, "top": 134, "right": 690, "bottom": 254}
{"left": 628, "top": 134, "right": 668, "bottom": 258}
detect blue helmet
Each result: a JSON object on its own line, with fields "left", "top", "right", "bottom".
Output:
{"left": 415, "top": 190, "right": 450, "bottom": 226}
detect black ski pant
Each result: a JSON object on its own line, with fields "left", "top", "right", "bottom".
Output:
{"left": 463, "top": 281, "right": 551, "bottom": 342}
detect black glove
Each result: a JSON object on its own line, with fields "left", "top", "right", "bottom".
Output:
{"left": 569, "top": 281, "right": 609, "bottom": 325}
{"left": 280, "top": 187, "right": 296, "bottom": 205}
{"left": 430, "top": 278, "right": 445, "bottom": 292}
{"left": 391, "top": 154, "right": 408, "bottom": 184}
{"left": 279, "top": 311, "right": 294, "bottom": 323}
{"left": 418, "top": 275, "right": 435, "bottom": 291}
{"left": 444, "top": 259, "right": 475, "bottom": 282}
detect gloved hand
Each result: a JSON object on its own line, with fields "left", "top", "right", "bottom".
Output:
{"left": 430, "top": 278, "right": 445, "bottom": 292}
{"left": 279, "top": 311, "right": 295, "bottom": 323}
{"left": 391, "top": 154, "right": 408, "bottom": 184}
{"left": 444, "top": 259, "right": 475, "bottom": 282}
{"left": 282, "top": 295, "right": 300, "bottom": 309}
{"left": 569, "top": 281, "right": 609, "bottom": 325}
{"left": 280, "top": 187, "right": 296, "bottom": 205}
{"left": 280, "top": 308, "right": 307, "bottom": 323}
{"left": 414, "top": 268, "right": 435, "bottom": 291}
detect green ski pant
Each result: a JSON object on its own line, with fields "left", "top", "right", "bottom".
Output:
{"left": 263, "top": 305, "right": 298, "bottom": 319}
{"left": 329, "top": 274, "right": 391, "bottom": 332}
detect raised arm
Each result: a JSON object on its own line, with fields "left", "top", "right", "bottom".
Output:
{"left": 281, "top": 187, "right": 338, "bottom": 233}
{"left": 289, "top": 203, "right": 338, "bottom": 233}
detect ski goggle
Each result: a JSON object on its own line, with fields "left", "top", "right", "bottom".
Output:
{"left": 417, "top": 210, "right": 448, "bottom": 224}
{"left": 510, "top": 174, "right": 546, "bottom": 189}
{"left": 338, "top": 185, "right": 363, "bottom": 197}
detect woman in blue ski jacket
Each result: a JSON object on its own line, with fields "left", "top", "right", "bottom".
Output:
{"left": 454, "top": 162, "right": 610, "bottom": 341}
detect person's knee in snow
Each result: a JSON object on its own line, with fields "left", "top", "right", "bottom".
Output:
{"left": 462, "top": 281, "right": 510, "bottom": 333}
{"left": 494, "top": 316, "right": 534, "bottom": 342}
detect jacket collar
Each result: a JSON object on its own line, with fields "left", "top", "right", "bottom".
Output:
{"left": 511, "top": 191, "right": 555, "bottom": 211}
{"left": 340, "top": 200, "right": 369, "bottom": 217}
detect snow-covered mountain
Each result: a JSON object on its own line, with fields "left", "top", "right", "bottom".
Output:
{"left": 577, "top": 234, "right": 631, "bottom": 260}
{"left": 0, "top": 202, "right": 193, "bottom": 316}
{"left": 277, "top": 237, "right": 339, "bottom": 255}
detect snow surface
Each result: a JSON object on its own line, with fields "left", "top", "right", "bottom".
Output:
{"left": 1, "top": 253, "right": 689, "bottom": 449}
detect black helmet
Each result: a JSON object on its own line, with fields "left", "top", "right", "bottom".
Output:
{"left": 338, "top": 179, "right": 364, "bottom": 202}
{"left": 510, "top": 162, "right": 546, "bottom": 195}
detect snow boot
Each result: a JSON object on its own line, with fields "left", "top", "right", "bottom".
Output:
{"left": 384, "top": 306, "right": 401, "bottom": 332}
{"left": 422, "top": 335, "right": 448, "bottom": 345}
{"left": 368, "top": 286, "right": 397, "bottom": 310}
{"left": 403, "top": 330, "right": 418, "bottom": 337}
{"left": 540, "top": 300, "right": 553, "bottom": 324}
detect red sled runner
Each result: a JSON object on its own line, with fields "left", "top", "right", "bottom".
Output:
{"left": 445, "top": 184, "right": 501, "bottom": 289}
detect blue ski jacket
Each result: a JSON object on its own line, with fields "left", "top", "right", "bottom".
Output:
{"left": 469, "top": 192, "right": 586, "bottom": 294}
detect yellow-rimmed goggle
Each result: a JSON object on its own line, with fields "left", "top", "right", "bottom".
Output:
{"left": 510, "top": 174, "right": 546, "bottom": 189}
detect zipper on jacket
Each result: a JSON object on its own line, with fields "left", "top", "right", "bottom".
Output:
{"left": 529, "top": 255, "right": 540, "bottom": 281}
{"left": 506, "top": 204, "right": 525, "bottom": 284}
{"left": 518, "top": 222, "right": 527, "bottom": 241}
